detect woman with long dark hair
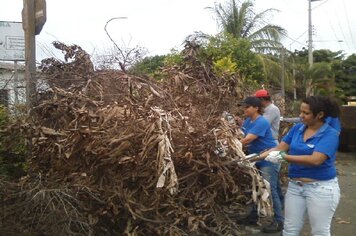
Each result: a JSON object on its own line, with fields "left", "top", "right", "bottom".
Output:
{"left": 263, "top": 96, "right": 341, "bottom": 235}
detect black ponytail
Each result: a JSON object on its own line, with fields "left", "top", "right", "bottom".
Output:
{"left": 302, "top": 96, "right": 340, "bottom": 119}
{"left": 323, "top": 97, "right": 340, "bottom": 118}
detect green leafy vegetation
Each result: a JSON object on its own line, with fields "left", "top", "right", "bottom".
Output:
{"left": 129, "top": 55, "right": 166, "bottom": 77}
{"left": 0, "top": 106, "right": 27, "bottom": 179}
{"left": 213, "top": 56, "right": 237, "bottom": 77}
{"left": 201, "top": 34, "right": 264, "bottom": 83}
{"left": 335, "top": 54, "right": 356, "bottom": 99}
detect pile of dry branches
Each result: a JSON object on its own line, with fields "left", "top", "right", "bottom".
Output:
{"left": 0, "top": 42, "right": 272, "bottom": 235}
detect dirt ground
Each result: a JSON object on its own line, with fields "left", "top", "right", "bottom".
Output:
{"left": 244, "top": 151, "right": 356, "bottom": 236}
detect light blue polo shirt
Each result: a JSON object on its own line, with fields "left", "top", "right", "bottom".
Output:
{"left": 282, "top": 122, "right": 339, "bottom": 180}
{"left": 242, "top": 116, "right": 277, "bottom": 167}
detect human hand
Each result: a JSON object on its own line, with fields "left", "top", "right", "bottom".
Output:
{"left": 265, "top": 151, "right": 286, "bottom": 163}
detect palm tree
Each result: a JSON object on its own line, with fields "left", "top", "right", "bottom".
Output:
{"left": 208, "top": 0, "right": 286, "bottom": 54}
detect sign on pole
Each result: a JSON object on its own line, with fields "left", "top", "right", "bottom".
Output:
{"left": 35, "top": 0, "right": 46, "bottom": 35}
{"left": 0, "top": 21, "right": 25, "bottom": 61}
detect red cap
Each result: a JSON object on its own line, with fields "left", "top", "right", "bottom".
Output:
{"left": 254, "top": 89, "right": 270, "bottom": 98}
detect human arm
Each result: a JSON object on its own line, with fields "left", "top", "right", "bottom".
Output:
{"left": 281, "top": 152, "right": 328, "bottom": 166}
{"left": 280, "top": 117, "right": 301, "bottom": 123}
{"left": 240, "top": 118, "right": 258, "bottom": 146}
{"left": 263, "top": 124, "right": 337, "bottom": 165}
{"left": 257, "top": 141, "right": 289, "bottom": 163}
{"left": 240, "top": 133, "right": 258, "bottom": 146}
{"left": 240, "top": 116, "right": 272, "bottom": 147}
{"left": 264, "top": 146, "right": 331, "bottom": 165}
{"left": 261, "top": 123, "right": 297, "bottom": 163}
{"left": 259, "top": 141, "right": 289, "bottom": 158}
{"left": 234, "top": 116, "right": 244, "bottom": 126}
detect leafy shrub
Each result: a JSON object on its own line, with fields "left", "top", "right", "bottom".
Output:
{"left": 129, "top": 55, "right": 166, "bottom": 77}
{"left": 0, "top": 105, "right": 27, "bottom": 179}
{"left": 199, "top": 33, "right": 264, "bottom": 82}
{"left": 164, "top": 49, "right": 184, "bottom": 67}
{"left": 213, "top": 56, "right": 237, "bottom": 77}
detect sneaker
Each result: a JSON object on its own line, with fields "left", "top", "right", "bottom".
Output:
{"left": 262, "top": 221, "right": 283, "bottom": 233}
{"left": 236, "top": 214, "right": 259, "bottom": 226}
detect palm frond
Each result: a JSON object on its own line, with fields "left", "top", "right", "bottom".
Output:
{"left": 209, "top": 0, "right": 286, "bottom": 53}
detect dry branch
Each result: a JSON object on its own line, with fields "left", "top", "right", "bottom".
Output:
{"left": 1, "top": 42, "right": 273, "bottom": 235}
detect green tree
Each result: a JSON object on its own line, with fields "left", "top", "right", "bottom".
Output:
{"left": 201, "top": 33, "right": 264, "bottom": 83}
{"left": 257, "top": 52, "right": 294, "bottom": 91}
{"left": 129, "top": 50, "right": 185, "bottom": 80}
{"left": 310, "top": 62, "right": 335, "bottom": 96}
{"left": 335, "top": 54, "right": 356, "bottom": 99}
{"left": 291, "top": 49, "right": 345, "bottom": 98}
{"left": 313, "top": 49, "right": 344, "bottom": 63}
{"left": 208, "top": 0, "right": 286, "bottom": 53}
{"left": 129, "top": 55, "right": 166, "bottom": 77}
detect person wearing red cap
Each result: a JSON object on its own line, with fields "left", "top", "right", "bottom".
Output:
{"left": 254, "top": 89, "right": 270, "bottom": 98}
{"left": 254, "top": 89, "right": 284, "bottom": 233}
{"left": 254, "top": 89, "right": 281, "bottom": 143}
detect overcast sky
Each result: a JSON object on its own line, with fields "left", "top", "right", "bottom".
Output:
{"left": 1, "top": 0, "right": 355, "bottom": 62}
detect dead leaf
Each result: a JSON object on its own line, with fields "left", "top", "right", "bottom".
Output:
{"left": 337, "top": 219, "right": 351, "bottom": 224}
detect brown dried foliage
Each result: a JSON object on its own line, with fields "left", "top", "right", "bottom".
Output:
{"left": 0, "top": 42, "right": 272, "bottom": 235}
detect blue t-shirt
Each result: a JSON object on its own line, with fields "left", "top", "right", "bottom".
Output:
{"left": 282, "top": 122, "right": 339, "bottom": 180}
{"left": 242, "top": 116, "right": 277, "bottom": 167}
{"left": 325, "top": 117, "right": 341, "bottom": 133}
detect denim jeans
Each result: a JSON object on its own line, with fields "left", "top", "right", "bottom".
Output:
{"left": 259, "top": 163, "right": 284, "bottom": 223}
{"left": 283, "top": 178, "right": 340, "bottom": 236}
